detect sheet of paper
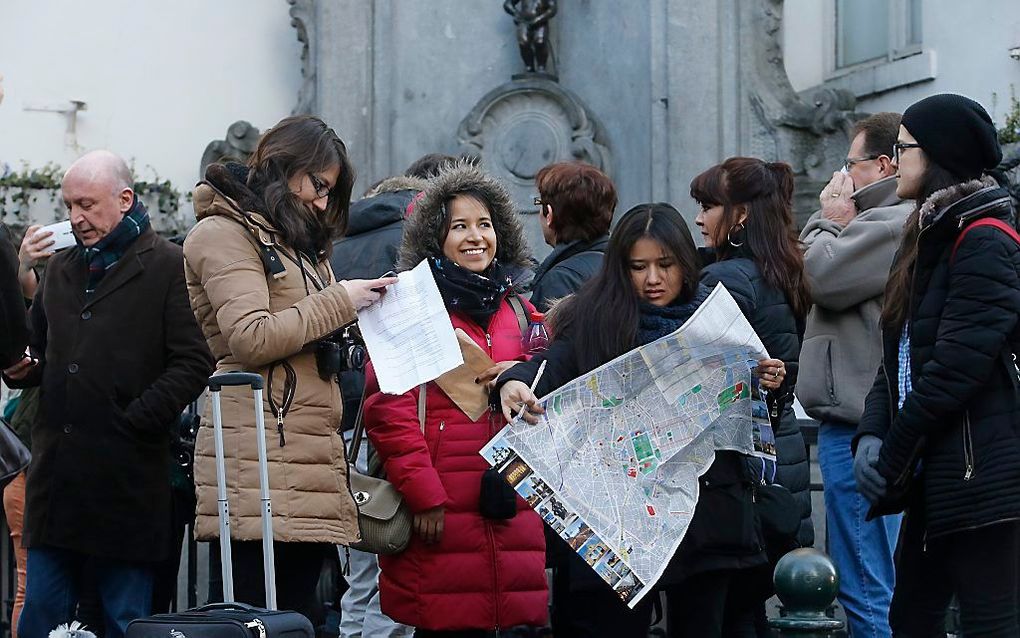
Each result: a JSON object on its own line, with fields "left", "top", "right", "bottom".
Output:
{"left": 358, "top": 259, "right": 464, "bottom": 395}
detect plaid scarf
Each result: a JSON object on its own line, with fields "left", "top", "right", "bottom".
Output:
{"left": 82, "top": 197, "right": 151, "bottom": 298}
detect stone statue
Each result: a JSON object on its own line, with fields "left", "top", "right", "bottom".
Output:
{"left": 199, "top": 120, "right": 261, "bottom": 177}
{"left": 504, "top": 0, "right": 557, "bottom": 74}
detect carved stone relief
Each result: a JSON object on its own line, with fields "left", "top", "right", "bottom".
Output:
{"left": 288, "top": 0, "right": 316, "bottom": 115}
{"left": 458, "top": 77, "right": 610, "bottom": 211}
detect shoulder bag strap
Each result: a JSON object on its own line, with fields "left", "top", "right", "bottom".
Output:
{"left": 507, "top": 293, "right": 529, "bottom": 336}
{"left": 951, "top": 218, "right": 1020, "bottom": 264}
{"left": 349, "top": 382, "right": 427, "bottom": 462}
{"left": 950, "top": 217, "right": 1020, "bottom": 387}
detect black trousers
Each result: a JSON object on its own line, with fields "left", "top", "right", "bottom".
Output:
{"left": 550, "top": 565, "right": 769, "bottom": 638}
{"left": 211, "top": 540, "right": 330, "bottom": 626}
{"left": 890, "top": 514, "right": 1020, "bottom": 637}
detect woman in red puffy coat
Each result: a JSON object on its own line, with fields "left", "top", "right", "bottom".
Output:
{"left": 363, "top": 162, "right": 547, "bottom": 636}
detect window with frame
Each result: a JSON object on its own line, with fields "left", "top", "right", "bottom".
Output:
{"left": 835, "top": 0, "right": 922, "bottom": 70}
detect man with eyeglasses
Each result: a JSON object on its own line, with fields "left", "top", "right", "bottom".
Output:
{"left": 797, "top": 112, "right": 912, "bottom": 638}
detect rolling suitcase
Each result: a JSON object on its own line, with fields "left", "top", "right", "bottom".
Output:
{"left": 126, "top": 372, "right": 314, "bottom": 637}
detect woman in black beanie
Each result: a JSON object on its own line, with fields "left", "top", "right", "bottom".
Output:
{"left": 854, "top": 93, "right": 1020, "bottom": 635}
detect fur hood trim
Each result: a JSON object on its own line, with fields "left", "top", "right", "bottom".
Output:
{"left": 397, "top": 160, "right": 532, "bottom": 270}
{"left": 363, "top": 175, "right": 428, "bottom": 199}
{"left": 919, "top": 175, "right": 998, "bottom": 229}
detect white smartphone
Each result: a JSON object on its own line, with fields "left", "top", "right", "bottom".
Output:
{"left": 36, "top": 220, "right": 77, "bottom": 251}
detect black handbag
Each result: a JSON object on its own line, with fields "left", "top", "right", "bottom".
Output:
{"left": 0, "top": 417, "right": 30, "bottom": 489}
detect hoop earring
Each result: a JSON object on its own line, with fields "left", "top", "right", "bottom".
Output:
{"left": 727, "top": 223, "right": 745, "bottom": 248}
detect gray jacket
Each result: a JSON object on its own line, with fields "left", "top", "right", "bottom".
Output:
{"left": 796, "top": 176, "right": 911, "bottom": 425}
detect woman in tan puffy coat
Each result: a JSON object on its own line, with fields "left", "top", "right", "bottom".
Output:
{"left": 183, "top": 115, "right": 396, "bottom": 618}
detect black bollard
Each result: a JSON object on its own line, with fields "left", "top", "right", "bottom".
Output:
{"left": 769, "top": 548, "right": 845, "bottom": 636}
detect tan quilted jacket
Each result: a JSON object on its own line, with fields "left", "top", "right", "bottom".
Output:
{"left": 183, "top": 179, "right": 360, "bottom": 545}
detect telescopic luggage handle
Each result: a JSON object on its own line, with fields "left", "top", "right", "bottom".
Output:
{"left": 208, "top": 371, "right": 277, "bottom": 610}
{"left": 208, "top": 372, "right": 265, "bottom": 391}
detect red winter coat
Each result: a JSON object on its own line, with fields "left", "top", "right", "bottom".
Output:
{"left": 363, "top": 297, "right": 548, "bottom": 631}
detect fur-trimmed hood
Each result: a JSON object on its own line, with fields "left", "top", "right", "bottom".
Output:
{"left": 364, "top": 175, "right": 428, "bottom": 199}
{"left": 347, "top": 175, "right": 428, "bottom": 237}
{"left": 397, "top": 161, "right": 532, "bottom": 270}
{"left": 919, "top": 175, "right": 1012, "bottom": 230}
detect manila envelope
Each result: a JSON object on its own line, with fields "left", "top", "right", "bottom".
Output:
{"left": 434, "top": 328, "right": 497, "bottom": 421}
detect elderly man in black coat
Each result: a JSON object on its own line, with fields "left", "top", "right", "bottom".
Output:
{"left": 2, "top": 150, "right": 213, "bottom": 638}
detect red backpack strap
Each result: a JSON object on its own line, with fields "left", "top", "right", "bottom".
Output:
{"left": 951, "top": 218, "right": 1020, "bottom": 265}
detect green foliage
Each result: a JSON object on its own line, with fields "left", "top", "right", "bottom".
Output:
{"left": 995, "top": 86, "right": 1020, "bottom": 145}
{"left": 0, "top": 162, "right": 64, "bottom": 219}
{"left": 0, "top": 161, "right": 191, "bottom": 222}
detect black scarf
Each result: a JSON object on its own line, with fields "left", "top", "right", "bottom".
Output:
{"left": 636, "top": 284, "right": 712, "bottom": 345}
{"left": 429, "top": 256, "right": 512, "bottom": 328}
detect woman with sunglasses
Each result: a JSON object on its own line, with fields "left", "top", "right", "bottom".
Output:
{"left": 183, "top": 115, "right": 396, "bottom": 619}
{"left": 854, "top": 94, "right": 1020, "bottom": 635}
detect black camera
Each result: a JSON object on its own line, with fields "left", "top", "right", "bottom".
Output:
{"left": 315, "top": 327, "right": 367, "bottom": 380}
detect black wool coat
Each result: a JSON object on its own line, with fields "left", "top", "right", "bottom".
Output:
{"left": 4, "top": 229, "right": 213, "bottom": 562}
{"left": 856, "top": 179, "right": 1020, "bottom": 539}
{"left": 528, "top": 235, "right": 608, "bottom": 313}
{"left": 701, "top": 253, "right": 814, "bottom": 548}
{"left": 0, "top": 224, "right": 30, "bottom": 368}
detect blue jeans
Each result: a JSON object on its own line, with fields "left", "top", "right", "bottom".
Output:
{"left": 19, "top": 546, "right": 154, "bottom": 638}
{"left": 818, "top": 422, "right": 901, "bottom": 638}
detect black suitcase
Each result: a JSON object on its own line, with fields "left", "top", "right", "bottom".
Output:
{"left": 127, "top": 373, "right": 314, "bottom": 637}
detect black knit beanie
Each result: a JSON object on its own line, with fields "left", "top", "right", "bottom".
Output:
{"left": 900, "top": 93, "right": 1002, "bottom": 180}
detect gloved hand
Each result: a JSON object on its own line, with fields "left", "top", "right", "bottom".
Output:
{"left": 853, "top": 435, "right": 887, "bottom": 505}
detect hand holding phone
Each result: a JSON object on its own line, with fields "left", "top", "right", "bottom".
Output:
{"left": 35, "top": 220, "right": 77, "bottom": 252}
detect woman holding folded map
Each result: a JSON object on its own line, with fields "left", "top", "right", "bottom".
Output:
{"left": 361, "top": 162, "right": 548, "bottom": 636}
{"left": 496, "top": 202, "right": 789, "bottom": 637}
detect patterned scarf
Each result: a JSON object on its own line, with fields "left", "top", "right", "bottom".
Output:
{"left": 82, "top": 197, "right": 151, "bottom": 298}
{"left": 429, "top": 256, "right": 512, "bottom": 328}
{"left": 636, "top": 283, "right": 712, "bottom": 345}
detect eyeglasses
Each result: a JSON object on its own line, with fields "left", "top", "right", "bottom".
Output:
{"left": 893, "top": 143, "right": 922, "bottom": 164}
{"left": 308, "top": 173, "right": 332, "bottom": 199}
{"left": 842, "top": 154, "right": 881, "bottom": 172}
{"left": 533, "top": 195, "right": 551, "bottom": 216}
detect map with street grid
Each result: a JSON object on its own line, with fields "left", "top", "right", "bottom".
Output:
{"left": 481, "top": 284, "right": 773, "bottom": 607}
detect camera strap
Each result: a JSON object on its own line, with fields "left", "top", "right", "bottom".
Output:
{"left": 267, "top": 360, "right": 298, "bottom": 446}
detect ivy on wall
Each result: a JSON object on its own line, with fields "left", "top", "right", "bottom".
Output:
{"left": 0, "top": 162, "right": 191, "bottom": 222}
{"left": 994, "top": 86, "right": 1020, "bottom": 145}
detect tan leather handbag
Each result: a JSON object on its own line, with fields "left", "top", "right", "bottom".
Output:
{"left": 346, "top": 385, "right": 425, "bottom": 555}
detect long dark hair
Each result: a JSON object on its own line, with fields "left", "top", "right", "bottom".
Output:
{"left": 880, "top": 158, "right": 961, "bottom": 328}
{"left": 690, "top": 157, "right": 811, "bottom": 319}
{"left": 246, "top": 115, "right": 355, "bottom": 259}
{"left": 554, "top": 203, "right": 701, "bottom": 372}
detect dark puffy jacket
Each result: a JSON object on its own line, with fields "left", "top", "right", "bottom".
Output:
{"left": 701, "top": 252, "right": 814, "bottom": 547}
{"left": 330, "top": 176, "right": 426, "bottom": 430}
{"left": 856, "top": 178, "right": 1020, "bottom": 539}
{"left": 528, "top": 235, "right": 608, "bottom": 312}
{"left": 0, "top": 224, "right": 30, "bottom": 368}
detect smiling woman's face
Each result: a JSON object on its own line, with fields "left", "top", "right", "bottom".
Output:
{"left": 442, "top": 194, "right": 497, "bottom": 272}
